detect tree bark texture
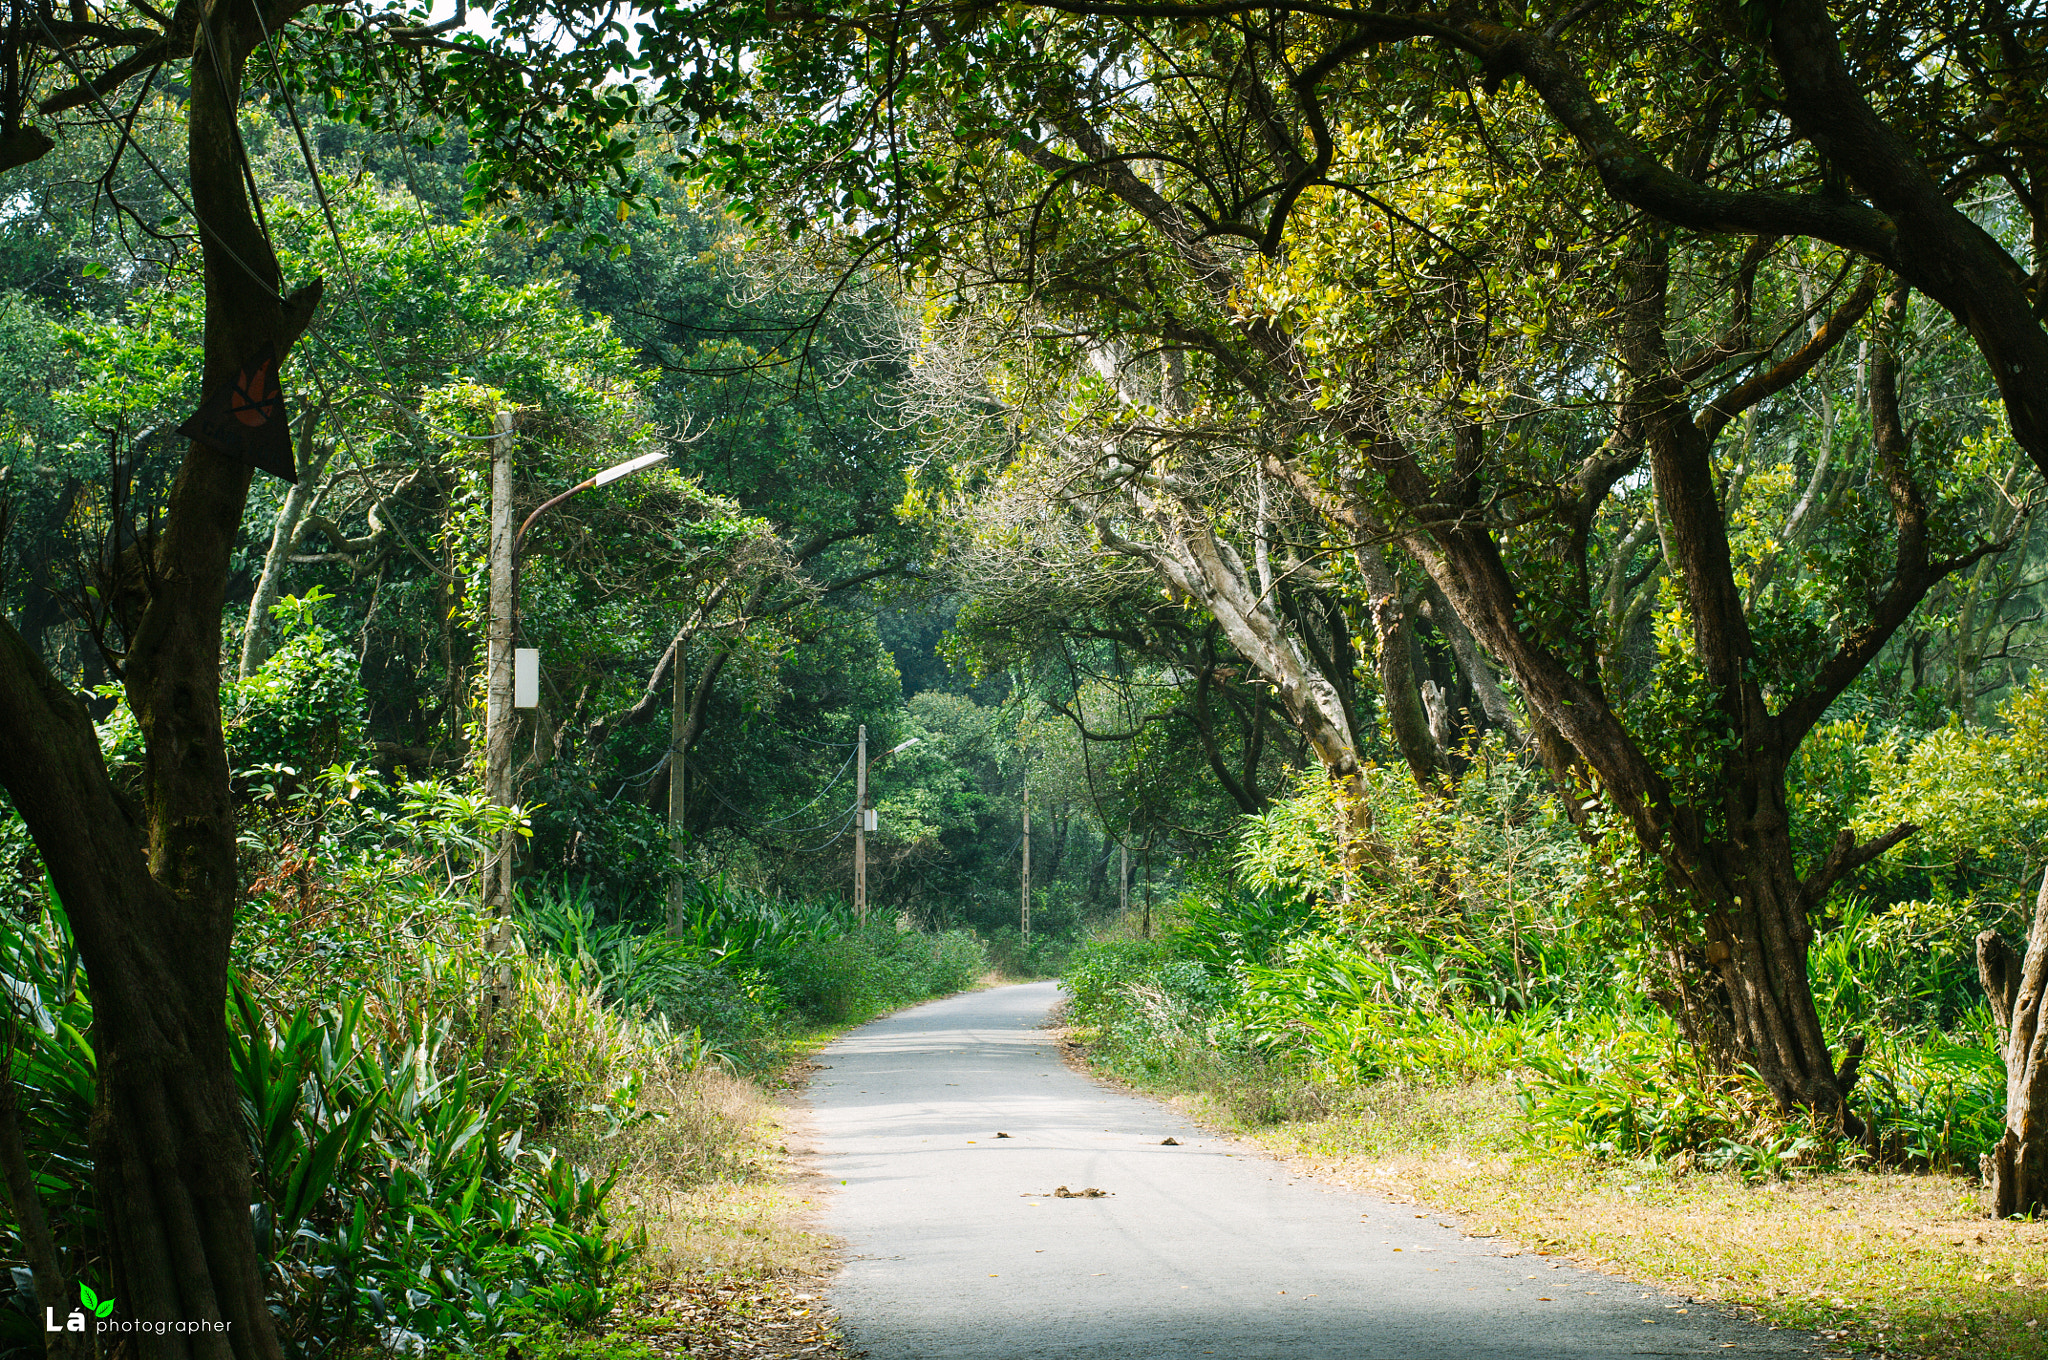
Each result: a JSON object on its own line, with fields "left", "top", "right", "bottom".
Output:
{"left": 0, "top": 4, "right": 322, "bottom": 1353}
{"left": 1981, "top": 870, "right": 2048, "bottom": 1219}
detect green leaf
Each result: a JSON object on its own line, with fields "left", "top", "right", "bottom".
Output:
{"left": 78, "top": 1283, "right": 97, "bottom": 1311}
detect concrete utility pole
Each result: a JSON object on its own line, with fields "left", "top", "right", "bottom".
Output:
{"left": 852, "top": 735, "right": 912, "bottom": 925}
{"left": 1142, "top": 840, "right": 1154, "bottom": 940}
{"left": 855, "top": 724, "right": 868, "bottom": 923}
{"left": 483, "top": 410, "right": 517, "bottom": 942}
{"left": 1020, "top": 767, "right": 1031, "bottom": 944}
{"left": 667, "top": 643, "right": 687, "bottom": 934}
{"left": 484, "top": 424, "right": 669, "bottom": 947}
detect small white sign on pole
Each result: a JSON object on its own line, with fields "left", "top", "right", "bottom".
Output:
{"left": 514, "top": 648, "right": 540, "bottom": 709}
{"left": 863, "top": 808, "right": 879, "bottom": 832}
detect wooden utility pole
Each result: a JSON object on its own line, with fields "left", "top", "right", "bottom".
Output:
{"left": 1120, "top": 842, "right": 1129, "bottom": 918}
{"left": 667, "top": 643, "right": 687, "bottom": 934}
{"left": 1020, "top": 767, "right": 1031, "bottom": 943}
{"left": 483, "top": 410, "right": 516, "bottom": 943}
{"left": 855, "top": 724, "right": 868, "bottom": 923}
{"left": 1141, "top": 840, "right": 1153, "bottom": 940}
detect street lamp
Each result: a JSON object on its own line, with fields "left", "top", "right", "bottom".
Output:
{"left": 484, "top": 415, "right": 671, "bottom": 933}
{"left": 513, "top": 449, "right": 671, "bottom": 556}
{"left": 854, "top": 732, "right": 921, "bottom": 922}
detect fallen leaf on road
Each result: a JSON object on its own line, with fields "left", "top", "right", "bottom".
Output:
{"left": 1160, "top": 1137, "right": 1180, "bottom": 1146}
{"left": 1054, "top": 1185, "right": 1110, "bottom": 1198}
{"left": 996, "top": 1132, "right": 1011, "bottom": 1138}
{"left": 581, "top": 1273, "right": 853, "bottom": 1359}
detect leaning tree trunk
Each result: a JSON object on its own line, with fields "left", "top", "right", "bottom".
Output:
{"left": 237, "top": 426, "right": 328, "bottom": 679}
{"left": 0, "top": 5, "right": 322, "bottom": 1355}
{"left": 1098, "top": 479, "right": 1376, "bottom": 854}
{"left": 1978, "top": 867, "right": 2048, "bottom": 1219}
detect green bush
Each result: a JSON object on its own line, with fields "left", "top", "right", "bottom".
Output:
{"left": 518, "top": 883, "right": 781, "bottom": 1072}
{"left": 231, "top": 976, "right": 641, "bottom": 1356}
{"left": 226, "top": 589, "right": 370, "bottom": 779}
{"left": 1853, "top": 1007, "right": 2006, "bottom": 1172}
{"left": 984, "top": 926, "right": 1072, "bottom": 979}
{"left": 1063, "top": 937, "right": 1173, "bottom": 1031}
{"left": 1810, "top": 895, "right": 2018, "bottom": 1035}
{"left": 518, "top": 879, "right": 991, "bottom": 1064}
{"left": 762, "top": 924, "right": 990, "bottom": 1025}
{"left": 0, "top": 896, "right": 643, "bottom": 1358}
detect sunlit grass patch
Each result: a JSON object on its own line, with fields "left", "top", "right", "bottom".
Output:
{"left": 1174, "top": 1074, "right": 2048, "bottom": 1360}
{"left": 527, "top": 1056, "right": 847, "bottom": 1359}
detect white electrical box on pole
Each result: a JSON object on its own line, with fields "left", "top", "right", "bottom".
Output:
{"left": 854, "top": 724, "right": 868, "bottom": 922}
{"left": 513, "top": 648, "right": 539, "bottom": 709}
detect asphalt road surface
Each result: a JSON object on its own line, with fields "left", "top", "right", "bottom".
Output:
{"left": 811, "top": 981, "right": 1827, "bottom": 1360}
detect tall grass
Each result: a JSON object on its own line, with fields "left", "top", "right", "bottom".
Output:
{"left": 516, "top": 877, "right": 990, "bottom": 1067}
{"left": 1062, "top": 869, "right": 2006, "bottom": 1177}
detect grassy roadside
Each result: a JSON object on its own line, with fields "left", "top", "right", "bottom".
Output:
{"left": 503, "top": 1051, "right": 851, "bottom": 1360}
{"left": 514, "top": 972, "right": 1026, "bottom": 1359}
{"left": 1113, "top": 1062, "right": 2048, "bottom": 1360}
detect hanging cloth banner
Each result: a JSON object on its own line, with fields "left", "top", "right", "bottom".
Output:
{"left": 176, "top": 341, "right": 296, "bottom": 482}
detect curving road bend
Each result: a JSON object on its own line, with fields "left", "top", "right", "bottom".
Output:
{"left": 810, "top": 981, "right": 1824, "bottom": 1360}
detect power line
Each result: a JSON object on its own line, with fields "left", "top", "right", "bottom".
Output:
{"left": 29, "top": 12, "right": 283, "bottom": 303}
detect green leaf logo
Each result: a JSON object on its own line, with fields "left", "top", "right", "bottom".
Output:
{"left": 78, "top": 1283, "right": 113, "bottom": 1318}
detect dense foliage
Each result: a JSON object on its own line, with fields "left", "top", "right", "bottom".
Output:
{"left": 7, "top": 0, "right": 2048, "bottom": 1350}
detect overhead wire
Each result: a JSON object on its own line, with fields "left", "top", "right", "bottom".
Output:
{"left": 749, "top": 744, "right": 859, "bottom": 825}
{"left": 249, "top": 0, "right": 380, "bottom": 351}
{"left": 608, "top": 741, "right": 860, "bottom": 845}
{"left": 697, "top": 775, "right": 860, "bottom": 851}
{"left": 29, "top": 10, "right": 283, "bottom": 302}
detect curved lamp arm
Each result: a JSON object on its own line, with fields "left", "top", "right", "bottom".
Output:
{"left": 512, "top": 450, "right": 670, "bottom": 557}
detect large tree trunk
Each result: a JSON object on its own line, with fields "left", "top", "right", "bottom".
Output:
{"left": 1979, "top": 869, "right": 2048, "bottom": 1219}
{"left": 0, "top": 624, "right": 283, "bottom": 1359}
{"left": 0, "top": 5, "right": 321, "bottom": 1354}
{"left": 1691, "top": 778, "right": 1854, "bottom": 1111}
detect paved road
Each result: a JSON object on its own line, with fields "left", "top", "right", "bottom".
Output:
{"left": 810, "top": 981, "right": 1827, "bottom": 1360}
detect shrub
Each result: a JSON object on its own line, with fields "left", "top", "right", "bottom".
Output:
{"left": 226, "top": 589, "right": 370, "bottom": 779}
{"left": 0, "top": 897, "right": 645, "bottom": 1358}
{"left": 518, "top": 879, "right": 991, "bottom": 1063}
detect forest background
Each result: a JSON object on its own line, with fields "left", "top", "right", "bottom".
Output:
{"left": 3, "top": 2, "right": 2048, "bottom": 1359}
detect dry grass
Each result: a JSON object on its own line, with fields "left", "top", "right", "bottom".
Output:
{"left": 598, "top": 1062, "right": 836, "bottom": 1281}
{"left": 1164, "top": 1076, "right": 2048, "bottom": 1360}
{"left": 523, "top": 1056, "right": 850, "bottom": 1360}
